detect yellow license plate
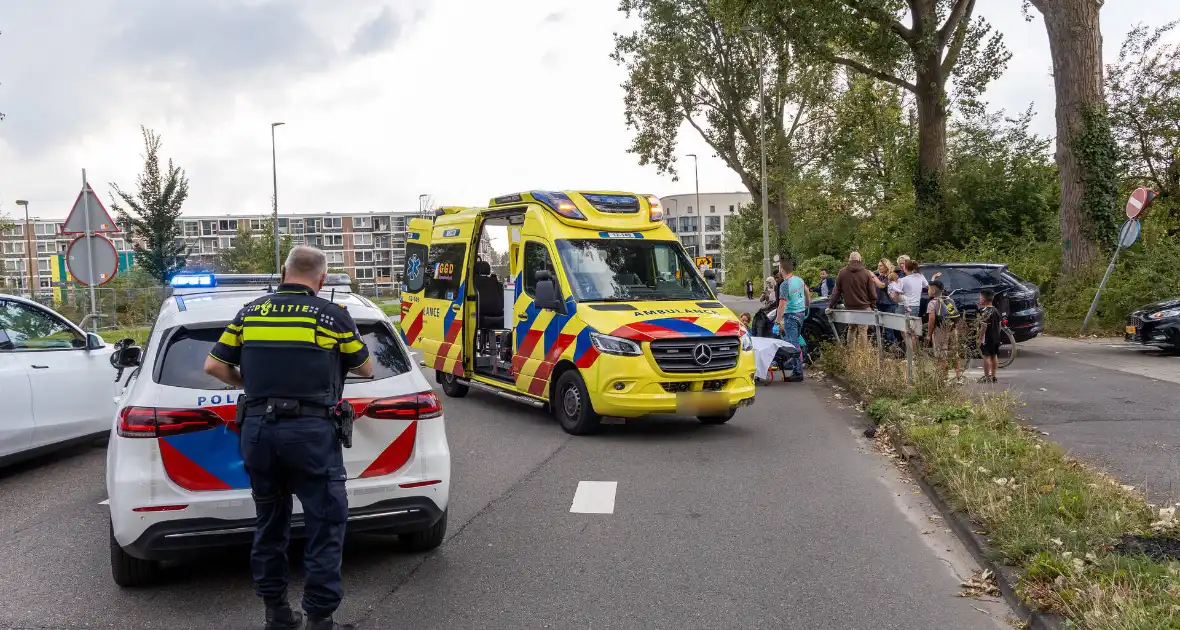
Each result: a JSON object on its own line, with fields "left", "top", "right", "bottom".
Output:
{"left": 1126, "top": 325, "right": 1136, "bottom": 334}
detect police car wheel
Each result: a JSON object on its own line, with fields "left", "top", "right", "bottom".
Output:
{"left": 438, "top": 371, "right": 469, "bottom": 398}
{"left": 553, "top": 371, "right": 600, "bottom": 435}
{"left": 698, "top": 408, "right": 737, "bottom": 424}
{"left": 109, "top": 522, "right": 160, "bottom": 587}
{"left": 399, "top": 510, "right": 447, "bottom": 552}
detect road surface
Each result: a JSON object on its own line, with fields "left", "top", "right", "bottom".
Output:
{"left": 0, "top": 351, "right": 1012, "bottom": 629}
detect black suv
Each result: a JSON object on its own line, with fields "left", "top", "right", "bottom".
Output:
{"left": 802, "top": 262, "right": 1044, "bottom": 353}
{"left": 1125, "top": 298, "right": 1180, "bottom": 349}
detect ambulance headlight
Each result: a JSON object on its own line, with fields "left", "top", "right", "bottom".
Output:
{"left": 741, "top": 332, "right": 753, "bottom": 351}
{"left": 589, "top": 332, "right": 642, "bottom": 357}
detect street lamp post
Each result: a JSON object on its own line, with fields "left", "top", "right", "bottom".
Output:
{"left": 686, "top": 154, "right": 702, "bottom": 260}
{"left": 270, "top": 122, "right": 285, "bottom": 276}
{"left": 418, "top": 194, "right": 429, "bottom": 217}
{"left": 15, "top": 200, "right": 34, "bottom": 297}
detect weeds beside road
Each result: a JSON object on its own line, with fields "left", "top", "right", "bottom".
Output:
{"left": 820, "top": 343, "right": 1180, "bottom": 629}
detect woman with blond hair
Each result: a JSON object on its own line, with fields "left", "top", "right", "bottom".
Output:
{"left": 875, "top": 258, "right": 897, "bottom": 341}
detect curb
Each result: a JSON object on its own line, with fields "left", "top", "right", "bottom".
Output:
{"left": 826, "top": 374, "right": 1066, "bottom": 630}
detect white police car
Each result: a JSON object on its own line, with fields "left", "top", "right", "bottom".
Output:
{"left": 106, "top": 273, "right": 451, "bottom": 586}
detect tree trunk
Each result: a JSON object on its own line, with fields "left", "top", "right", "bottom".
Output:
{"left": 1038, "top": 0, "right": 1105, "bottom": 274}
{"left": 913, "top": 54, "right": 949, "bottom": 248}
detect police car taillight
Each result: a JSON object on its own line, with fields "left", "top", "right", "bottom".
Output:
{"left": 363, "top": 392, "right": 442, "bottom": 420}
{"left": 117, "top": 407, "right": 224, "bottom": 438}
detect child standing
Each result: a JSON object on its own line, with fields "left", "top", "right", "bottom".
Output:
{"left": 976, "top": 289, "right": 1001, "bottom": 383}
{"left": 926, "top": 280, "right": 964, "bottom": 383}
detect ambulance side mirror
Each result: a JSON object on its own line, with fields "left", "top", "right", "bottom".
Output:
{"left": 533, "top": 270, "right": 564, "bottom": 313}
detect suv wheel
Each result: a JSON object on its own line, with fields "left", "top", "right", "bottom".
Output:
{"left": 399, "top": 511, "right": 447, "bottom": 552}
{"left": 438, "top": 371, "right": 469, "bottom": 398}
{"left": 110, "top": 522, "right": 159, "bottom": 587}
{"left": 552, "top": 370, "right": 600, "bottom": 435}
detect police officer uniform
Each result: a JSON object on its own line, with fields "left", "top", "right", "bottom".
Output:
{"left": 209, "top": 283, "right": 370, "bottom": 630}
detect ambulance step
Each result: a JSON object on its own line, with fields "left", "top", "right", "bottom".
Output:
{"left": 468, "top": 380, "right": 546, "bottom": 408}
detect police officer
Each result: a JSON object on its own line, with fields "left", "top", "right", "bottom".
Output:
{"left": 204, "top": 246, "right": 372, "bottom": 630}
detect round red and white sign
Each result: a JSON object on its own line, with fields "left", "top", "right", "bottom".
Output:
{"left": 1126, "top": 187, "right": 1155, "bottom": 219}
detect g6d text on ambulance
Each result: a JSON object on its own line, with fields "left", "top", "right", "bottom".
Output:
{"left": 399, "top": 191, "right": 756, "bottom": 435}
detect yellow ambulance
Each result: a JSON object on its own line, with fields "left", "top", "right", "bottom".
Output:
{"left": 399, "top": 191, "right": 755, "bottom": 434}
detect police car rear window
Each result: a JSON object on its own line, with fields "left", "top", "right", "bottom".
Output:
{"left": 155, "top": 323, "right": 410, "bottom": 390}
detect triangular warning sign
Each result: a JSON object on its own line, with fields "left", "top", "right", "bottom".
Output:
{"left": 61, "top": 183, "right": 119, "bottom": 234}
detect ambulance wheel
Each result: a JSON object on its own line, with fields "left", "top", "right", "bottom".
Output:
{"left": 698, "top": 408, "right": 737, "bottom": 425}
{"left": 399, "top": 510, "right": 447, "bottom": 552}
{"left": 438, "top": 371, "right": 469, "bottom": 398}
{"left": 110, "top": 521, "right": 159, "bottom": 587}
{"left": 553, "top": 371, "right": 600, "bottom": 435}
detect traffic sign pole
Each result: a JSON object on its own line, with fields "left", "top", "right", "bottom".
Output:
{"left": 82, "top": 169, "right": 98, "bottom": 334}
{"left": 1081, "top": 216, "right": 1145, "bottom": 334}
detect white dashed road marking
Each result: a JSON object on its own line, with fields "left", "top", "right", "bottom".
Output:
{"left": 570, "top": 481, "right": 617, "bottom": 514}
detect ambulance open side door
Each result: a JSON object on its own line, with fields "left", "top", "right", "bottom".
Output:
{"left": 418, "top": 219, "right": 476, "bottom": 377}
{"left": 399, "top": 218, "right": 433, "bottom": 350}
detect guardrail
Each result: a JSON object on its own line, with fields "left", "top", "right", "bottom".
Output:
{"left": 828, "top": 308, "right": 923, "bottom": 384}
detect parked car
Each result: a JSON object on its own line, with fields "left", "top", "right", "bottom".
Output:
{"left": 1125, "top": 298, "right": 1180, "bottom": 349}
{"left": 0, "top": 294, "right": 118, "bottom": 466}
{"left": 799, "top": 262, "right": 1044, "bottom": 357}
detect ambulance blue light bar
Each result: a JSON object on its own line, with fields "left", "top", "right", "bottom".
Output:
{"left": 170, "top": 273, "right": 216, "bottom": 288}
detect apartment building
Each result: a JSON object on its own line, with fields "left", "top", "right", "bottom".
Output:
{"left": 659, "top": 192, "right": 752, "bottom": 270}
{"left": 0, "top": 218, "right": 133, "bottom": 296}
{"left": 177, "top": 210, "right": 421, "bottom": 293}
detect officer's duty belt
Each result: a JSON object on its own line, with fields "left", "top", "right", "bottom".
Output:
{"left": 244, "top": 398, "right": 333, "bottom": 419}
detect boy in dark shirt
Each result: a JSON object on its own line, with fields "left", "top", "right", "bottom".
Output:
{"left": 977, "top": 289, "right": 1001, "bottom": 383}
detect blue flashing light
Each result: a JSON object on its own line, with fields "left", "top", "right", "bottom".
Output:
{"left": 170, "top": 273, "right": 217, "bottom": 288}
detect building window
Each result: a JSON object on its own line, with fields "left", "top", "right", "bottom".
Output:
{"left": 728, "top": 205, "right": 735, "bottom": 213}
{"left": 37, "top": 259, "right": 51, "bottom": 272}
{"left": 352, "top": 233, "right": 373, "bottom": 247}
{"left": 354, "top": 250, "right": 374, "bottom": 263}
{"left": 687, "top": 205, "right": 694, "bottom": 214}
{"left": 184, "top": 221, "right": 199, "bottom": 237}
{"left": 35, "top": 223, "right": 57, "bottom": 236}
{"left": 678, "top": 216, "right": 697, "bottom": 233}
{"left": 37, "top": 242, "right": 53, "bottom": 254}
{"left": 2, "top": 242, "right": 24, "bottom": 255}
{"left": 352, "top": 217, "right": 371, "bottom": 229}
{"left": 39, "top": 278, "right": 51, "bottom": 289}
{"left": 706, "top": 235, "right": 722, "bottom": 251}
{"left": 4, "top": 259, "right": 25, "bottom": 272}
{"left": 290, "top": 219, "right": 303, "bottom": 235}
{"left": 322, "top": 217, "right": 342, "bottom": 230}
{"left": 709, "top": 205, "right": 716, "bottom": 213}
{"left": 201, "top": 221, "right": 215, "bottom": 236}
{"left": 218, "top": 219, "right": 237, "bottom": 232}
{"left": 249, "top": 219, "right": 264, "bottom": 231}
{"left": 324, "top": 251, "right": 344, "bottom": 264}
{"left": 354, "top": 267, "right": 374, "bottom": 280}
{"left": 705, "top": 216, "right": 721, "bottom": 232}
{"left": 324, "top": 234, "right": 344, "bottom": 247}
{"left": 666, "top": 219, "right": 677, "bottom": 233}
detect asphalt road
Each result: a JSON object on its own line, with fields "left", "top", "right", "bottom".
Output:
{"left": 964, "top": 336, "right": 1180, "bottom": 505}
{"left": 0, "top": 355, "right": 1012, "bottom": 628}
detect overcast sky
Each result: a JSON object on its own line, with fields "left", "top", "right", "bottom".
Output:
{"left": 0, "top": 0, "right": 1176, "bottom": 221}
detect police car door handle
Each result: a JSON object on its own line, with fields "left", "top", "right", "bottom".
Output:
{"left": 31, "top": 364, "right": 49, "bottom": 369}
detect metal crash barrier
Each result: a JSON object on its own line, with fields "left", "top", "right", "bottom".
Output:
{"left": 828, "top": 309, "right": 924, "bottom": 384}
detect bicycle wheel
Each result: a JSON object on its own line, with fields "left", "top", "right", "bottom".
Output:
{"left": 997, "top": 328, "right": 1017, "bottom": 369}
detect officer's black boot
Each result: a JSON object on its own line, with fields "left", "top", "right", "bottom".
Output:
{"left": 263, "top": 603, "right": 303, "bottom": 630}
{"left": 306, "top": 616, "right": 356, "bottom": 630}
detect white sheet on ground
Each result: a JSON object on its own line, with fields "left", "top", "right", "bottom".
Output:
{"left": 751, "top": 336, "right": 797, "bottom": 380}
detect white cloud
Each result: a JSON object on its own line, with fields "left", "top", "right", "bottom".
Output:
{"left": 1, "top": 0, "right": 1177, "bottom": 223}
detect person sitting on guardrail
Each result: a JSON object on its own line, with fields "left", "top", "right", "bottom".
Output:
{"left": 926, "top": 280, "right": 964, "bottom": 384}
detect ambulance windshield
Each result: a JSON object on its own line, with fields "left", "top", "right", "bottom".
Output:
{"left": 554, "top": 239, "right": 712, "bottom": 302}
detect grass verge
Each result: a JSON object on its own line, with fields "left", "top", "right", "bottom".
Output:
{"left": 820, "top": 343, "right": 1180, "bottom": 629}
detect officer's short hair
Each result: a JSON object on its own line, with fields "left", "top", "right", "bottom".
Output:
{"left": 285, "top": 246, "right": 328, "bottom": 278}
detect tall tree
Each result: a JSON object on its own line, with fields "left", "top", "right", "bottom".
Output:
{"left": 734, "top": 0, "right": 1009, "bottom": 247}
{"left": 612, "top": 0, "right": 835, "bottom": 232}
{"left": 1025, "top": 0, "right": 1118, "bottom": 273}
{"left": 109, "top": 127, "right": 190, "bottom": 284}
{"left": 1107, "top": 21, "right": 1180, "bottom": 233}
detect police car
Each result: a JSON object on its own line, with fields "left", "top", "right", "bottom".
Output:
{"left": 106, "top": 273, "right": 451, "bottom": 587}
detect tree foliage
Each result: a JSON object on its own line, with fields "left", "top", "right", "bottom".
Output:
{"left": 612, "top": 0, "right": 836, "bottom": 231}
{"left": 215, "top": 216, "right": 293, "bottom": 275}
{"left": 731, "top": 0, "right": 1010, "bottom": 247}
{"left": 1108, "top": 21, "right": 1180, "bottom": 233}
{"left": 109, "top": 127, "right": 189, "bottom": 285}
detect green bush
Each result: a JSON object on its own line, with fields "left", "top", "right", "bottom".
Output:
{"left": 796, "top": 254, "right": 840, "bottom": 288}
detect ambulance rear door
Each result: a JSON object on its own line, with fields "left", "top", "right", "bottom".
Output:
{"left": 399, "top": 218, "right": 433, "bottom": 350}
{"left": 420, "top": 219, "right": 476, "bottom": 377}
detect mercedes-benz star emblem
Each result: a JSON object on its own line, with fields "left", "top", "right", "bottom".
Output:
{"left": 692, "top": 343, "right": 713, "bottom": 366}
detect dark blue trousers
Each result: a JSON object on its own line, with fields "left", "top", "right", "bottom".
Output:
{"left": 240, "top": 415, "right": 348, "bottom": 619}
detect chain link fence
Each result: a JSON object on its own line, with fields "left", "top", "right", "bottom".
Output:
{"left": 32, "top": 285, "right": 171, "bottom": 331}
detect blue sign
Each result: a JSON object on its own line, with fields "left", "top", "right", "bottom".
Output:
{"left": 405, "top": 254, "right": 422, "bottom": 280}
{"left": 443, "top": 228, "right": 460, "bottom": 238}
{"left": 1118, "top": 219, "right": 1141, "bottom": 248}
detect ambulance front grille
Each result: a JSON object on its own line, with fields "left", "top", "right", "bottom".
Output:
{"left": 649, "top": 337, "right": 739, "bottom": 373}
